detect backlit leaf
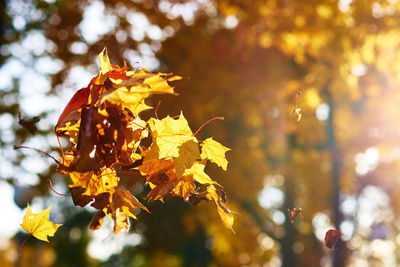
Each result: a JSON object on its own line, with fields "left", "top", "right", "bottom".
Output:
{"left": 184, "top": 161, "right": 217, "bottom": 185}
{"left": 200, "top": 138, "right": 230, "bottom": 171}
{"left": 206, "top": 185, "right": 234, "bottom": 231}
{"left": 49, "top": 48, "right": 232, "bottom": 235}
{"left": 324, "top": 229, "right": 342, "bottom": 249}
{"left": 20, "top": 204, "right": 62, "bottom": 242}
{"left": 287, "top": 208, "right": 303, "bottom": 223}
{"left": 149, "top": 113, "right": 196, "bottom": 158}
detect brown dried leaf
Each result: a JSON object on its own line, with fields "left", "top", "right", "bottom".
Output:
{"left": 288, "top": 208, "right": 303, "bottom": 223}
{"left": 324, "top": 229, "right": 342, "bottom": 249}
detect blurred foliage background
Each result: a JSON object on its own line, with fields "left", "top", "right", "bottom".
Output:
{"left": 2, "top": 0, "right": 400, "bottom": 266}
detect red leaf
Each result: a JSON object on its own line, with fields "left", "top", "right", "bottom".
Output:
{"left": 324, "top": 229, "right": 342, "bottom": 249}
{"left": 56, "top": 86, "right": 90, "bottom": 129}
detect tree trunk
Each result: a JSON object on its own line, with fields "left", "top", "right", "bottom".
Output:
{"left": 326, "top": 89, "right": 348, "bottom": 267}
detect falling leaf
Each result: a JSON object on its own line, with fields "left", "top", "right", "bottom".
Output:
{"left": 287, "top": 208, "right": 303, "bottom": 223}
{"left": 20, "top": 204, "right": 62, "bottom": 242}
{"left": 324, "top": 229, "right": 342, "bottom": 249}
{"left": 291, "top": 89, "right": 302, "bottom": 122}
{"left": 291, "top": 107, "right": 302, "bottom": 122}
{"left": 200, "top": 137, "right": 230, "bottom": 170}
{"left": 18, "top": 113, "right": 40, "bottom": 134}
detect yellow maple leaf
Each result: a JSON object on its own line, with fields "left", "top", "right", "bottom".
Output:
{"left": 138, "top": 143, "right": 175, "bottom": 180}
{"left": 61, "top": 156, "right": 118, "bottom": 197}
{"left": 183, "top": 161, "right": 217, "bottom": 185}
{"left": 173, "top": 140, "right": 200, "bottom": 177}
{"left": 97, "top": 47, "right": 112, "bottom": 84}
{"left": 112, "top": 189, "right": 149, "bottom": 219}
{"left": 56, "top": 120, "right": 80, "bottom": 145}
{"left": 140, "top": 140, "right": 220, "bottom": 201}
{"left": 200, "top": 137, "right": 231, "bottom": 171}
{"left": 101, "top": 86, "right": 152, "bottom": 115}
{"left": 206, "top": 185, "right": 234, "bottom": 232}
{"left": 143, "top": 72, "right": 180, "bottom": 94}
{"left": 101, "top": 69, "right": 180, "bottom": 115}
{"left": 149, "top": 113, "right": 197, "bottom": 158}
{"left": 171, "top": 174, "right": 196, "bottom": 201}
{"left": 122, "top": 69, "right": 181, "bottom": 94}
{"left": 113, "top": 208, "right": 131, "bottom": 234}
{"left": 20, "top": 204, "right": 62, "bottom": 242}
{"left": 84, "top": 168, "right": 119, "bottom": 196}
{"left": 111, "top": 189, "right": 150, "bottom": 234}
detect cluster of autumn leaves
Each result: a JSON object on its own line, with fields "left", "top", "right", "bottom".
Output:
{"left": 20, "top": 48, "right": 341, "bottom": 252}
{"left": 20, "top": 48, "right": 233, "bottom": 246}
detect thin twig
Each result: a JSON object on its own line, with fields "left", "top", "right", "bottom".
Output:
{"left": 14, "top": 146, "right": 63, "bottom": 165}
{"left": 102, "top": 231, "right": 113, "bottom": 241}
{"left": 193, "top": 117, "right": 224, "bottom": 137}
{"left": 19, "top": 233, "right": 32, "bottom": 257}
{"left": 48, "top": 179, "right": 71, "bottom": 196}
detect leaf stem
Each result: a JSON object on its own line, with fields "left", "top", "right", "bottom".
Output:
{"left": 154, "top": 100, "right": 161, "bottom": 120}
{"left": 19, "top": 232, "right": 32, "bottom": 257}
{"left": 56, "top": 136, "right": 65, "bottom": 164}
{"left": 48, "top": 179, "right": 71, "bottom": 196}
{"left": 193, "top": 117, "right": 224, "bottom": 137}
{"left": 14, "top": 146, "right": 63, "bottom": 166}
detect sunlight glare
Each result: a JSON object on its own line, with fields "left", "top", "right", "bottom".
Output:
{"left": 351, "top": 64, "right": 367, "bottom": 76}
{"left": 0, "top": 183, "right": 24, "bottom": 247}
{"left": 316, "top": 103, "right": 329, "bottom": 121}
{"left": 79, "top": 1, "right": 117, "bottom": 44}
{"left": 225, "top": 15, "right": 238, "bottom": 29}
{"left": 312, "top": 212, "right": 332, "bottom": 241}
{"left": 258, "top": 186, "right": 284, "bottom": 209}
{"left": 354, "top": 147, "right": 379, "bottom": 176}
{"left": 87, "top": 219, "right": 143, "bottom": 261}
